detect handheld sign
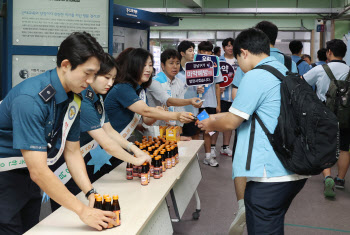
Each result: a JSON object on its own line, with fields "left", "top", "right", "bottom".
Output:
{"left": 194, "top": 54, "right": 220, "bottom": 77}
{"left": 219, "top": 61, "right": 235, "bottom": 88}
{"left": 185, "top": 61, "right": 214, "bottom": 87}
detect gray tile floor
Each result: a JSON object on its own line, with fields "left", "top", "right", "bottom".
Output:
{"left": 40, "top": 132, "right": 350, "bottom": 234}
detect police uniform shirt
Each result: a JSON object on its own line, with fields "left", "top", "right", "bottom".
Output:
{"left": 104, "top": 83, "right": 143, "bottom": 133}
{"left": 80, "top": 86, "right": 110, "bottom": 146}
{"left": 0, "top": 69, "right": 80, "bottom": 161}
{"left": 303, "top": 61, "right": 350, "bottom": 102}
{"left": 229, "top": 56, "right": 295, "bottom": 179}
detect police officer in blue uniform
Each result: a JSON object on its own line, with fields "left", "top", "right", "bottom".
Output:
{"left": 0, "top": 32, "right": 117, "bottom": 234}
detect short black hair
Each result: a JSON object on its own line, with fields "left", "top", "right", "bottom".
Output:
{"left": 233, "top": 28, "right": 270, "bottom": 58}
{"left": 222, "top": 38, "right": 234, "bottom": 48}
{"left": 96, "top": 53, "right": 117, "bottom": 76}
{"left": 57, "top": 32, "right": 104, "bottom": 70}
{"left": 255, "top": 21, "right": 278, "bottom": 46}
{"left": 301, "top": 54, "right": 311, "bottom": 61}
{"left": 317, "top": 48, "right": 327, "bottom": 61}
{"left": 213, "top": 47, "right": 221, "bottom": 55}
{"left": 289, "top": 40, "right": 303, "bottom": 54}
{"left": 161, "top": 49, "right": 181, "bottom": 64}
{"left": 178, "top": 40, "right": 195, "bottom": 54}
{"left": 198, "top": 41, "right": 213, "bottom": 52}
{"left": 326, "top": 39, "right": 347, "bottom": 58}
{"left": 117, "top": 48, "right": 154, "bottom": 89}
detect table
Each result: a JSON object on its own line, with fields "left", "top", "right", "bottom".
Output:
{"left": 25, "top": 140, "right": 204, "bottom": 235}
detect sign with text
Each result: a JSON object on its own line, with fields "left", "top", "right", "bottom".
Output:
{"left": 219, "top": 61, "right": 235, "bottom": 88}
{"left": 194, "top": 54, "right": 220, "bottom": 77}
{"left": 185, "top": 61, "right": 214, "bottom": 86}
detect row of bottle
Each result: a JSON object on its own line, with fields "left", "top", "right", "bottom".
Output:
{"left": 126, "top": 138, "right": 179, "bottom": 185}
{"left": 93, "top": 194, "right": 121, "bottom": 228}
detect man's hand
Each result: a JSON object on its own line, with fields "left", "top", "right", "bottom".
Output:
{"left": 78, "top": 205, "right": 117, "bottom": 230}
{"left": 88, "top": 194, "right": 95, "bottom": 208}
{"left": 134, "top": 151, "right": 152, "bottom": 165}
{"left": 197, "top": 115, "right": 217, "bottom": 133}
{"left": 216, "top": 106, "right": 221, "bottom": 114}
{"left": 220, "top": 87, "right": 225, "bottom": 93}
{"left": 197, "top": 86, "right": 204, "bottom": 94}
{"left": 191, "top": 98, "right": 203, "bottom": 108}
{"left": 177, "top": 112, "right": 194, "bottom": 123}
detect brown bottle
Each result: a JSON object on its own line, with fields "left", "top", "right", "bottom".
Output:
{"left": 112, "top": 195, "right": 121, "bottom": 226}
{"left": 171, "top": 146, "right": 176, "bottom": 167}
{"left": 166, "top": 148, "right": 172, "bottom": 169}
{"left": 141, "top": 163, "right": 148, "bottom": 186}
{"left": 161, "top": 150, "right": 166, "bottom": 172}
{"left": 94, "top": 196, "right": 103, "bottom": 210}
{"left": 126, "top": 162, "right": 133, "bottom": 180}
{"left": 103, "top": 197, "right": 113, "bottom": 228}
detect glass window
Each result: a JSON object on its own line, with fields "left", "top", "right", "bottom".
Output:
{"left": 217, "top": 31, "right": 234, "bottom": 39}
{"left": 160, "top": 31, "right": 187, "bottom": 39}
{"left": 234, "top": 31, "right": 242, "bottom": 38}
{"left": 295, "top": 32, "right": 311, "bottom": 40}
{"left": 277, "top": 31, "right": 294, "bottom": 40}
{"left": 150, "top": 31, "right": 159, "bottom": 39}
{"left": 188, "top": 31, "right": 215, "bottom": 40}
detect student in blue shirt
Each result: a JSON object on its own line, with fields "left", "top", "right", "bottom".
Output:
{"left": 50, "top": 53, "right": 152, "bottom": 211}
{"left": 105, "top": 48, "right": 194, "bottom": 135}
{"left": 198, "top": 28, "right": 307, "bottom": 235}
{"left": 289, "top": 40, "right": 311, "bottom": 75}
{"left": 310, "top": 48, "right": 328, "bottom": 68}
{"left": 0, "top": 32, "right": 117, "bottom": 233}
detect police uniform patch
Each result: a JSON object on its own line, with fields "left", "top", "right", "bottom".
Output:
{"left": 85, "top": 89, "right": 94, "bottom": 101}
{"left": 39, "top": 84, "right": 56, "bottom": 102}
{"left": 68, "top": 106, "right": 77, "bottom": 120}
{"left": 95, "top": 102, "right": 103, "bottom": 115}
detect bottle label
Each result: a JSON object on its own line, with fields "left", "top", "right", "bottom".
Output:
{"left": 172, "top": 157, "right": 175, "bottom": 167}
{"left": 150, "top": 165, "right": 154, "bottom": 177}
{"left": 162, "top": 161, "right": 166, "bottom": 172}
{"left": 176, "top": 154, "right": 179, "bottom": 163}
{"left": 154, "top": 167, "right": 160, "bottom": 179}
{"left": 126, "top": 168, "right": 133, "bottom": 180}
{"left": 113, "top": 210, "right": 121, "bottom": 226}
{"left": 166, "top": 158, "right": 172, "bottom": 169}
{"left": 133, "top": 166, "right": 138, "bottom": 177}
{"left": 141, "top": 173, "right": 148, "bottom": 185}
{"left": 148, "top": 171, "right": 150, "bottom": 183}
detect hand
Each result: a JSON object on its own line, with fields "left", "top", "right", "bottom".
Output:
{"left": 134, "top": 151, "right": 152, "bottom": 165}
{"left": 180, "top": 136, "right": 192, "bottom": 141}
{"left": 216, "top": 106, "right": 221, "bottom": 113}
{"left": 155, "top": 106, "right": 164, "bottom": 110}
{"left": 220, "top": 87, "right": 225, "bottom": 93}
{"left": 177, "top": 112, "right": 194, "bottom": 123}
{"left": 88, "top": 194, "right": 95, "bottom": 208}
{"left": 197, "top": 115, "right": 216, "bottom": 133}
{"left": 191, "top": 98, "right": 203, "bottom": 108}
{"left": 197, "top": 86, "right": 204, "bottom": 94}
{"left": 135, "top": 123, "right": 146, "bottom": 132}
{"left": 78, "top": 205, "right": 117, "bottom": 230}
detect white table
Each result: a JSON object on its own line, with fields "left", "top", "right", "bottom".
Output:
{"left": 25, "top": 140, "right": 204, "bottom": 235}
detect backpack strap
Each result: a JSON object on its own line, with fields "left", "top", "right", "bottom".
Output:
{"left": 283, "top": 55, "right": 292, "bottom": 71}
{"left": 311, "top": 63, "right": 317, "bottom": 68}
{"left": 322, "top": 64, "right": 340, "bottom": 88}
{"left": 254, "top": 65, "right": 286, "bottom": 81}
{"left": 296, "top": 59, "right": 303, "bottom": 66}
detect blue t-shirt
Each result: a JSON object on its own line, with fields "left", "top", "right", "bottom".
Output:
{"left": 229, "top": 56, "right": 294, "bottom": 179}
{"left": 0, "top": 69, "right": 80, "bottom": 160}
{"left": 79, "top": 86, "right": 110, "bottom": 146}
{"left": 104, "top": 83, "right": 142, "bottom": 133}
{"left": 291, "top": 55, "right": 311, "bottom": 75}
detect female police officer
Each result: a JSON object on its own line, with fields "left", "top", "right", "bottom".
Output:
{"left": 0, "top": 32, "right": 117, "bottom": 234}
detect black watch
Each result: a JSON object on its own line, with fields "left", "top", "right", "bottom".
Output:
{"left": 85, "top": 188, "right": 97, "bottom": 199}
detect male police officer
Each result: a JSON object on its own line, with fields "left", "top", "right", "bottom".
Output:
{"left": 0, "top": 32, "right": 117, "bottom": 234}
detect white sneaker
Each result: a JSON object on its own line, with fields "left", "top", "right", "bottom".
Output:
{"left": 203, "top": 157, "right": 219, "bottom": 167}
{"left": 220, "top": 146, "right": 233, "bottom": 157}
{"left": 210, "top": 147, "right": 217, "bottom": 158}
{"left": 228, "top": 206, "right": 246, "bottom": 235}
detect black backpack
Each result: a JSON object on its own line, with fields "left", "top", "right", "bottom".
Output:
{"left": 246, "top": 65, "right": 339, "bottom": 175}
{"left": 277, "top": 51, "right": 292, "bottom": 72}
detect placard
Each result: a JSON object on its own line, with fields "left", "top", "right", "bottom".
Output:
{"left": 194, "top": 54, "right": 220, "bottom": 77}
{"left": 12, "top": 55, "right": 57, "bottom": 87}
{"left": 13, "top": 0, "right": 109, "bottom": 47}
{"left": 219, "top": 61, "right": 235, "bottom": 88}
{"left": 185, "top": 61, "right": 214, "bottom": 86}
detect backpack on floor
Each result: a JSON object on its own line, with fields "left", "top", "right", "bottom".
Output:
{"left": 323, "top": 64, "right": 350, "bottom": 129}
{"left": 246, "top": 65, "right": 339, "bottom": 175}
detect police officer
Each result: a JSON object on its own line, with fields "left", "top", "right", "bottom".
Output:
{"left": 0, "top": 32, "right": 117, "bottom": 234}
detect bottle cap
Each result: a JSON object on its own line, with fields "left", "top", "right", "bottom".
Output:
{"left": 96, "top": 196, "right": 103, "bottom": 201}
{"left": 105, "top": 197, "right": 111, "bottom": 202}
{"left": 113, "top": 195, "right": 119, "bottom": 200}
{"left": 94, "top": 194, "right": 101, "bottom": 198}
{"left": 103, "top": 194, "right": 109, "bottom": 199}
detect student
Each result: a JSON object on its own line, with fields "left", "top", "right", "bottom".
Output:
{"left": 228, "top": 21, "right": 300, "bottom": 235}
{"left": 176, "top": 41, "right": 204, "bottom": 139}
{"left": 50, "top": 53, "right": 152, "bottom": 211}
{"left": 303, "top": 39, "right": 350, "bottom": 197}
{"left": 289, "top": 40, "right": 311, "bottom": 75}
{"left": 0, "top": 32, "right": 117, "bottom": 233}
{"left": 311, "top": 48, "right": 327, "bottom": 68}
{"left": 198, "top": 28, "right": 307, "bottom": 234}
{"left": 105, "top": 48, "right": 194, "bottom": 135}
{"left": 146, "top": 49, "right": 202, "bottom": 128}
{"left": 212, "top": 37, "right": 236, "bottom": 158}
{"left": 301, "top": 54, "right": 312, "bottom": 65}
{"left": 197, "top": 41, "right": 224, "bottom": 167}
{"left": 214, "top": 46, "right": 221, "bottom": 57}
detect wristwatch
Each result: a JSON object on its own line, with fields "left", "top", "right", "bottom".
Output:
{"left": 85, "top": 188, "right": 97, "bottom": 199}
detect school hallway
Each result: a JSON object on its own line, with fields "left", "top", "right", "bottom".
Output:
{"left": 171, "top": 132, "right": 350, "bottom": 235}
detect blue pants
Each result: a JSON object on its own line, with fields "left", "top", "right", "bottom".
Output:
{"left": 245, "top": 179, "right": 307, "bottom": 235}
{"left": 0, "top": 170, "right": 41, "bottom": 235}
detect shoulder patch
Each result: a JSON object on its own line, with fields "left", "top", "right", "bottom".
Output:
{"left": 39, "top": 84, "right": 56, "bottom": 102}
{"left": 85, "top": 89, "right": 94, "bottom": 101}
